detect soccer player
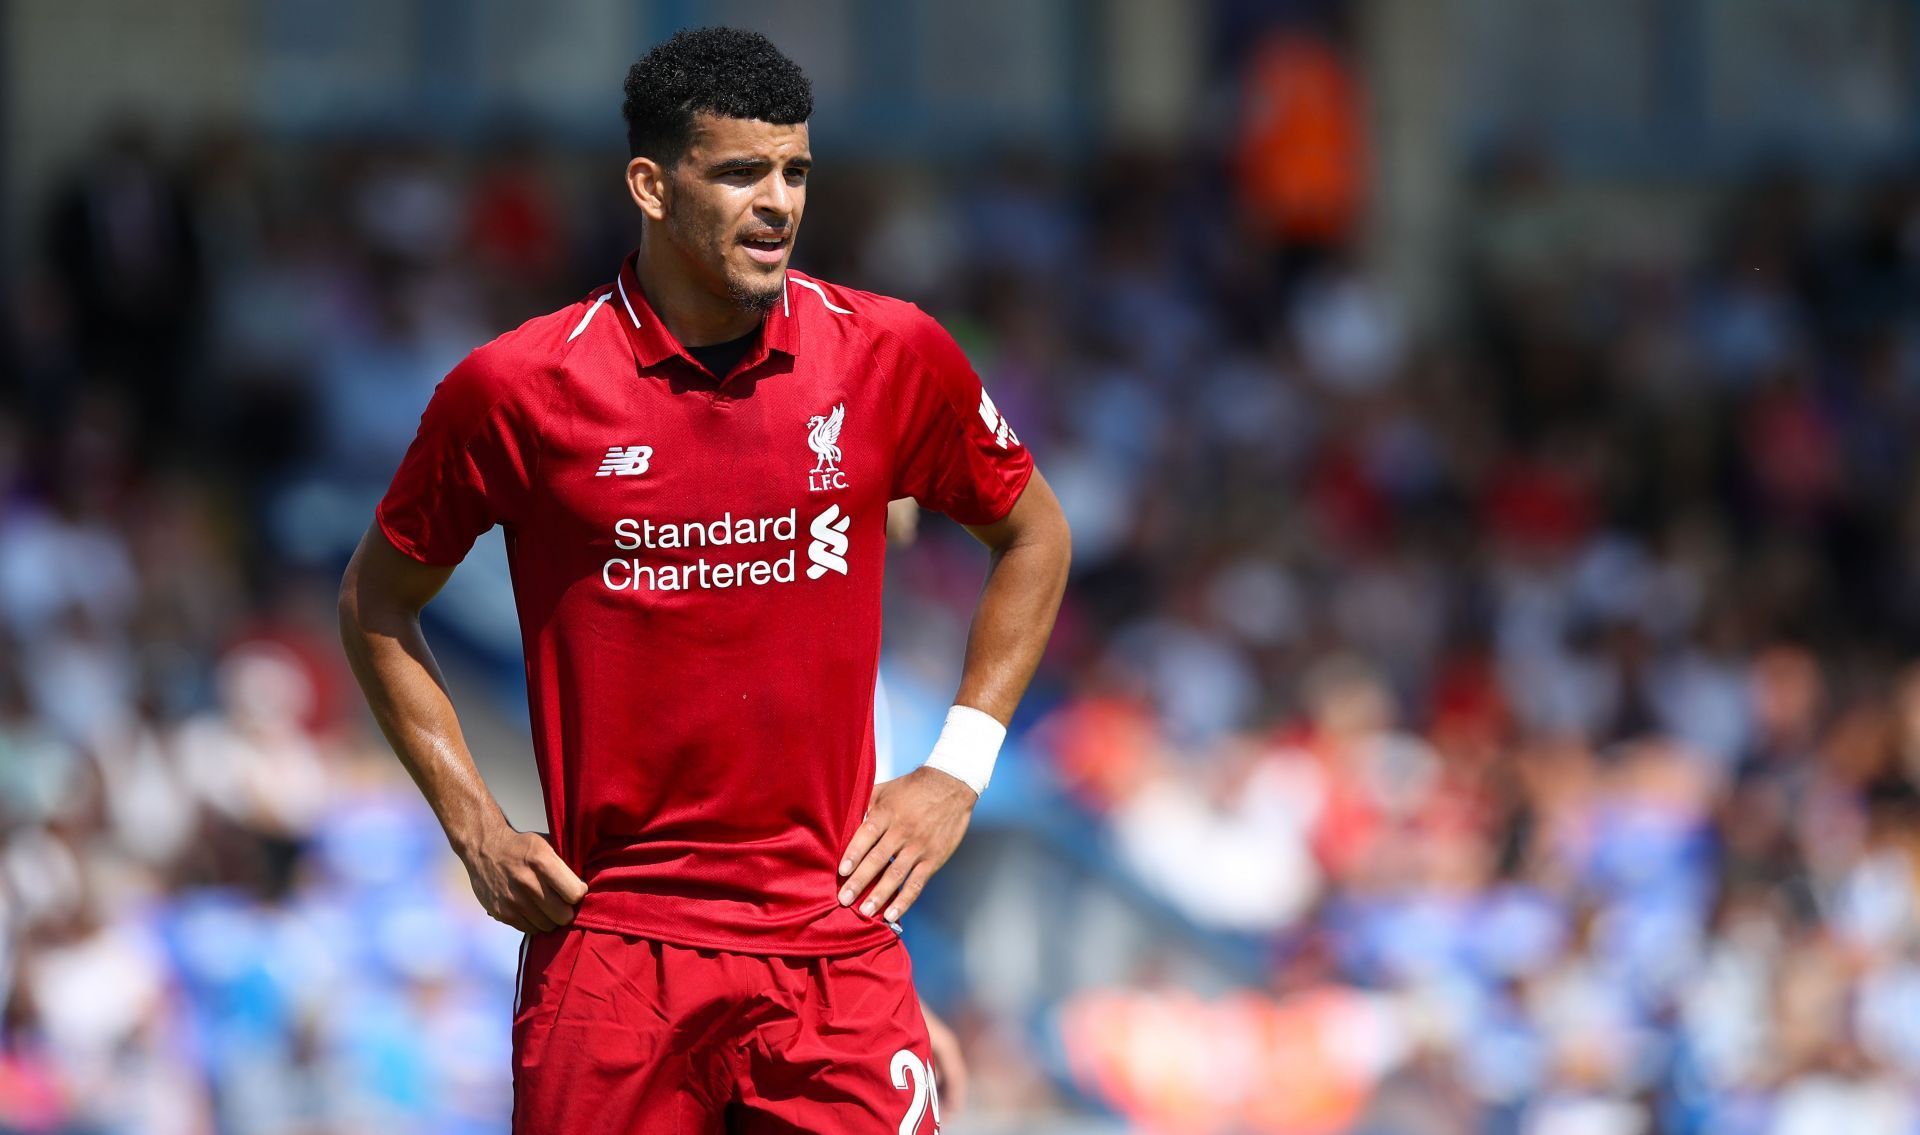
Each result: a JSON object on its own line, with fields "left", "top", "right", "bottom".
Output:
{"left": 337, "top": 26, "right": 1069, "bottom": 1134}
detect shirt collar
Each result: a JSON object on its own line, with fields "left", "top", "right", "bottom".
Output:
{"left": 614, "top": 251, "right": 799, "bottom": 378}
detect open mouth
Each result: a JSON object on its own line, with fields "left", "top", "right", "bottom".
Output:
{"left": 741, "top": 234, "right": 789, "bottom": 264}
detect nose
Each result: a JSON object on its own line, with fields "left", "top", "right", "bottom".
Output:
{"left": 756, "top": 173, "right": 795, "bottom": 222}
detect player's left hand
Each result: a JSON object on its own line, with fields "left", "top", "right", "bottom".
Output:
{"left": 838, "top": 766, "right": 975, "bottom": 922}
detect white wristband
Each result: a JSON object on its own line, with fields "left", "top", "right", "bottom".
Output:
{"left": 922, "top": 705, "right": 1005, "bottom": 796}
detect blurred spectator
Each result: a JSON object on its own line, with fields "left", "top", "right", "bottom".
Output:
{"left": 43, "top": 123, "right": 206, "bottom": 437}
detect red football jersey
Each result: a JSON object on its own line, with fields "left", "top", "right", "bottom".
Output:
{"left": 375, "top": 254, "right": 1033, "bottom": 955}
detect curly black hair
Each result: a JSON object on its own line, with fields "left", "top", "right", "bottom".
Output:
{"left": 622, "top": 27, "right": 813, "bottom": 164}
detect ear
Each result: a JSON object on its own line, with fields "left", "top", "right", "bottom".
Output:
{"left": 626, "top": 156, "right": 669, "bottom": 222}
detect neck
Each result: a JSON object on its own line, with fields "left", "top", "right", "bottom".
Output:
{"left": 634, "top": 234, "right": 764, "bottom": 347}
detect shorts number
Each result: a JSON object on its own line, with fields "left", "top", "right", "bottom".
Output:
{"left": 890, "top": 1049, "right": 941, "bottom": 1134}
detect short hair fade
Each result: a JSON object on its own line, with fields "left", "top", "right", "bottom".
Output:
{"left": 622, "top": 27, "right": 813, "bottom": 164}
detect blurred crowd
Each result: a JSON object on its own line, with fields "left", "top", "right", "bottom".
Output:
{"left": 1, "top": 127, "right": 618, "bottom": 1132}
{"left": 1003, "top": 154, "right": 1920, "bottom": 1132}
{"left": 10, "top": 64, "right": 1920, "bottom": 1135}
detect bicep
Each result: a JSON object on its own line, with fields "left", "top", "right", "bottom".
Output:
{"left": 961, "top": 468, "right": 1067, "bottom": 554}
{"left": 342, "top": 523, "right": 457, "bottom": 618}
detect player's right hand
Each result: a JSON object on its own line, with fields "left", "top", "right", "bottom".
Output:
{"left": 458, "top": 825, "right": 589, "bottom": 933}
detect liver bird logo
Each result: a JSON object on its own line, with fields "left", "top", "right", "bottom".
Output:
{"left": 807, "top": 403, "right": 846, "bottom": 473}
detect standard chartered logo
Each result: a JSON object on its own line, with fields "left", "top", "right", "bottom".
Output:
{"left": 806, "top": 504, "right": 851, "bottom": 579}
{"left": 601, "top": 505, "right": 852, "bottom": 592}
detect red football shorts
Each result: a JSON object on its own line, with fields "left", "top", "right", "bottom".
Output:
{"left": 512, "top": 928, "right": 942, "bottom": 1133}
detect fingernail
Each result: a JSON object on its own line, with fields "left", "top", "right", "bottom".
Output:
{"left": 884, "top": 907, "right": 899, "bottom": 921}
{"left": 839, "top": 861, "right": 851, "bottom": 875}
{"left": 860, "top": 901, "right": 876, "bottom": 916}
{"left": 839, "top": 889, "right": 853, "bottom": 905}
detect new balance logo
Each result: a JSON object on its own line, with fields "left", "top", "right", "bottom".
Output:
{"left": 806, "top": 504, "right": 851, "bottom": 579}
{"left": 977, "top": 390, "right": 1019, "bottom": 450}
{"left": 596, "top": 445, "right": 654, "bottom": 477}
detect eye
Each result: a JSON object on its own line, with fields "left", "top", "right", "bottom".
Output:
{"left": 785, "top": 168, "right": 808, "bottom": 185}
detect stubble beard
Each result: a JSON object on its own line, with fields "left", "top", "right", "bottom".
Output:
{"left": 728, "top": 273, "right": 784, "bottom": 317}
{"left": 665, "top": 208, "right": 786, "bottom": 318}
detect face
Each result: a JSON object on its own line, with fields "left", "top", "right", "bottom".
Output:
{"left": 629, "top": 112, "right": 810, "bottom": 315}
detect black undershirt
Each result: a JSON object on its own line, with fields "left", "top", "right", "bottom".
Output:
{"left": 687, "top": 328, "right": 760, "bottom": 380}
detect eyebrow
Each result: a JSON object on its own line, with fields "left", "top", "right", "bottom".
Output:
{"left": 705, "top": 155, "right": 812, "bottom": 175}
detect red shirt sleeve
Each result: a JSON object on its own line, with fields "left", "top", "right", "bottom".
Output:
{"left": 375, "top": 348, "right": 538, "bottom": 565}
{"left": 887, "top": 309, "right": 1034, "bottom": 525}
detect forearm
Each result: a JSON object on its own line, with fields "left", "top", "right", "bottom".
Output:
{"left": 339, "top": 571, "right": 504, "bottom": 855}
{"left": 838, "top": 476, "right": 1067, "bottom": 917}
{"left": 954, "top": 510, "right": 1070, "bottom": 724}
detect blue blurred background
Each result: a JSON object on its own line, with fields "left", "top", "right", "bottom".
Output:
{"left": 11, "top": 1, "right": 1920, "bottom": 1132}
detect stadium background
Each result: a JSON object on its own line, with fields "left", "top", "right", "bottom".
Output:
{"left": 10, "top": 0, "right": 1920, "bottom": 1132}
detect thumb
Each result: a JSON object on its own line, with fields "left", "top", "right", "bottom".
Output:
{"left": 535, "top": 842, "right": 589, "bottom": 904}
